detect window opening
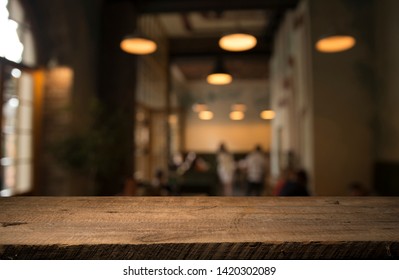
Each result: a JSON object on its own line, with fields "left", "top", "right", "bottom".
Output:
{"left": 0, "top": 0, "right": 36, "bottom": 196}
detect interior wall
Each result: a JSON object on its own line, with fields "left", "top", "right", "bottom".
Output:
{"left": 374, "top": 0, "right": 399, "bottom": 161}
{"left": 30, "top": 0, "right": 103, "bottom": 195}
{"left": 97, "top": 0, "right": 138, "bottom": 195}
{"left": 269, "top": 1, "right": 314, "bottom": 188}
{"left": 270, "top": 0, "right": 378, "bottom": 195}
{"left": 135, "top": 15, "right": 169, "bottom": 182}
{"left": 185, "top": 123, "right": 271, "bottom": 153}
{"left": 183, "top": 80, "right": 271, "bottom": 153}
{"left": 169, "top": 65, "right": 186, "bottom": 157}
{"left": 309, "top": 0, "right": 374, "bottom": 195}
{"left": 374, "top": 0, "right": 399, "bottom": 195}
{"left": 40, "top": 67, "right": 73, "bottom": 195}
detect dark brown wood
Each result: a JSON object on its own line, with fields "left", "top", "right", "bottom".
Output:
{"left": 138, "top": 0, "right": 299, "bottom": 14}
{"left": 0, "top": 197, "right": 399, "bottom": 259}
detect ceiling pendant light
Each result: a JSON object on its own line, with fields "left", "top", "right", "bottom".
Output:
{"left": 199, "top": 110, "right": 214, "bottom": 120}
{"left": 315, "top": 34, "right": 356, "bottom": 53}
{"left": 120, "top": 33, "right": 157, "bottom": 55}
{"left": 219, "top": 33, "right": 257, "bottom": 52}
{"left": 260, "top": 110, "right": 276, "bottom": 120}
{"left": 207, "top": 59, "right": 232, "bottom": 85}
{"left": 230, "top": 111, "right": 245, "bottom": 121}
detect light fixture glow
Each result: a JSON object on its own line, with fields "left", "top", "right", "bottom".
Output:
{"left": 315, "top": 35, "right": 356, "bottom": 53}
{"left": 0, "top": 157, "right": 13, "bottom": 166}
{"left": 230, "top": 111, "right": 245, "bottom": 121}
{"left": 8, "top": 97, "right": 19, "bottom": 108}
{"left": 260, "top": 110, "right": 275, "bottom": 120}
{"left": 120, "top": 35, "right": 157, "bottom": 55}
{"left": 207, "top": 59, "right": 233, "bottom": 85}
{"left": 219, "top": 33, "right": 257, "bottom": 52}
{"left": 206, "top": 73, "right": 232, "bottom": 85}
{"left": 199, "top": 110, "right": 214, "bottom": 120}
{"left": 231, "top": 103, "right": 246, "bottom": 112}
{"left": 11, "top": 68, "right": 21, "bottom": 78}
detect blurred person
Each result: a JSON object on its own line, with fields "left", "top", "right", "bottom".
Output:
{"left": 245, "top": 145, "right": 268, "bottom": 196}
{"left": 217, "top": 143, "right": 236, "bottom": 196}
{"left": 272, "top": 168, "right": 291, "bottom": 196}
{"left": 153, "top": 169, "right": 173, "bottom": 196}
{"left": 348, "top": 182, "right": 369, "bottom": 196}
{"left": 279, "top": 169, "right": 310, "bottom": 196}
{"left": 193, "top": 156, "right": 210, "bottom": 172}
{"left": 117, "top": 176, "right": 137, "bottom": 196}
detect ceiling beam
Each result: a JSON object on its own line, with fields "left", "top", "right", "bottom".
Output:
{"left": 137, "top": 0, "right": 298, "bottom": 14}
{"left": 169, "top": 36, "right": 272, "bottom": 59}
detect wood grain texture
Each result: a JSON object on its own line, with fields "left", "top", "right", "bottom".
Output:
{"left": 0, "top": 197, "right": 398, "bottom": 259}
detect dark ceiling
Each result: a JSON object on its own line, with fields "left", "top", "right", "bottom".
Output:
{"left": 134, "top": 0, "right": 299, "bottom": 81}
{"left": 136, "top": 0, "right": 298, "bottom": 14}
{"left": 26, "top": 0, "right": 298, "bottom": 80}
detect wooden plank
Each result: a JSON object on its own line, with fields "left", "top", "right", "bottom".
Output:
{"left": 0, "top": 197, "right": 399, "bottom": 259}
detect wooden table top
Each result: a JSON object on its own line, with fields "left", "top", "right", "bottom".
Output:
{"left": 0, "top": 196, "right": 398, "bottom": 259}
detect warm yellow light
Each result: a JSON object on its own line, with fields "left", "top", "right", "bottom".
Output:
{"left": 199, "top": 110, "right": 214, "bottom": 120}
{"left": 315, "top": 35, "right": 356, "bottom": 53}
{"left": 192, "top": 103, "right": 208, "bottom": 112}
{"left": 120, "top": 36, "right": 157, "bottom": 55}
{"left": 219, "top": 33, "right": 257, "bottom": 52}
{"left": 230, "top": 111, "right": 245, "bottom": 121}
{"left": 260, "top": 110, "right": 276, "bottom": 120}
{"left": 231, "top": 103, "right": 246, "bottom": 112}
{"left": 168, "top": 114, "right": 178, "bottom": 124}
{"left": 206, "top": 73, "right": 232, "bottom": 85}
{"left": 47, "top": 67, "right": 74, "bottom": 89}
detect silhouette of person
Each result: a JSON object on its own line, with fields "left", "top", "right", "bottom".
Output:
{"left": 118, "top": 176, "right": 137, "bottom": 196}
{"left": 153, "top": 169, "right": 172, "bottom": 196}
{"left": 217, "top": 143, "right": 235, "bottom": 196}
{"left": 279, "top": 169, "right": 310, "bottom": 196}
{"left": 348, "top": 182, "right": 369, "bottom": 196}
{"left": 245, "top": 145, "right": 268, "bottom": 196}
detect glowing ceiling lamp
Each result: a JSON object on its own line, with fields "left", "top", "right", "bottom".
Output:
{"left": 219, "top": 33, "right": 257, "bottom": 52}
{"left": 207, "top": 72, "right": 232, "bottom": 85}
{"left": 260, "top": 110, "right": 275, "bottom": 120}
{"left": 207, "top": 60, "right": 232, "bottom": 85}
{"left": 230, "top": 111, "right": 245, "bottom": 121}
{"left": 8, "top": 97, "right": 19, "bottom": 108}
{"left": 120, "top": 33, "right": 157, "bottom": 55}
{"left": 11, "top": 68, "right": 21, "bottom": 78}
{"left": 199, "top": 110, "right": 214, "bottom": 120}
{"left": 315, "top": 35, "right": 356, "bottom": 53}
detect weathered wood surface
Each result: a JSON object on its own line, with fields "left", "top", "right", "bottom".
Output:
{"left": 0, "top": 197, "right": 398, "bottom": 259}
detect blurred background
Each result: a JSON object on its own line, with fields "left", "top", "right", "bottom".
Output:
{"left": 0, "top": 0, "right": 398, "bottom": 196}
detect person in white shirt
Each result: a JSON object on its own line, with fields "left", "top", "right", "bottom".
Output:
{"left": 245, "top": 145, "right": 268, "bottom": 196}
{"left": 217, "top": 143, "right": 236, "bottom": 196}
